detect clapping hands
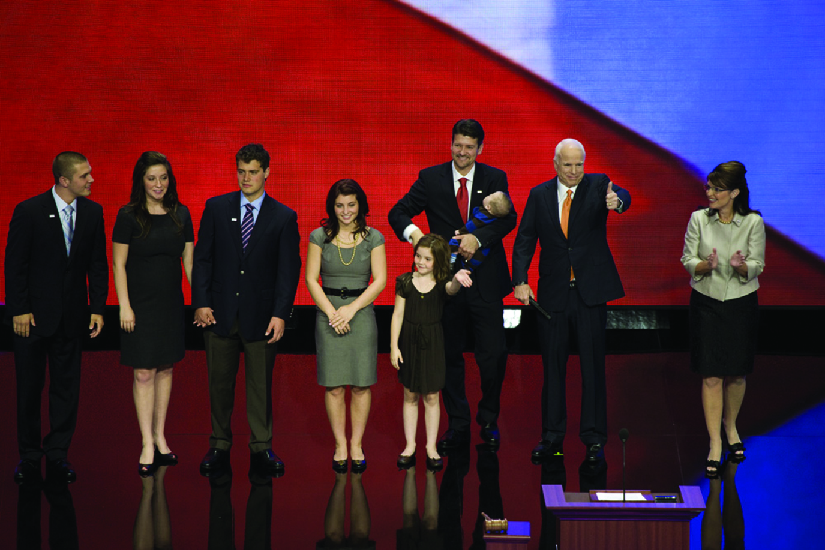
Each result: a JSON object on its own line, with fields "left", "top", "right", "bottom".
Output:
{"left": 706, "top": 248, "right": 719, "bottom": 270}
{"left": 730, "top": 250, "right": 746, "bottom": 267}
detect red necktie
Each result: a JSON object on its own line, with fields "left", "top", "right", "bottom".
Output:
{"left": 561, "top": 190, "right": 574, "bottom": 280}
{"left": 457, "top": 177, "right": 468, "bottom": 223}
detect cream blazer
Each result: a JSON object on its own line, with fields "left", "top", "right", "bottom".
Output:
{"left": 681, "top": 210, "right": 765, "bottom": 302}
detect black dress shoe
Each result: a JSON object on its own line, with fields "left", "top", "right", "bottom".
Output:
{"left": 585, "top": 444, "right": 605, "bottom": 462}
{"left": 332, "top": 458, "right": 348, "bottom": 474}
{"left": 154, "top": 446, "right": 179, "bottom": 466}
{"left": 426, "top": 455, "right": 444, "bottom": 472}
{"left": 351, "top": 456, "right": 367, "bottom": 474}
{"left": 532, "top": 439, "right": 563, "bottom": 461}
{"left": 46, "top": 459, "right": 76, "bottom": 484}
{"left": 250, "top": 449, "right": 284, "bottom": 477}
{"left": 397, "top": 453, "right": 416, "bottom": 470}
{"left": 479, "top": 424, "right": 501, "bottom": 449}
{"left": 436, "top": 429, "right": 470, "bottom": 455}
{"left": 14, "top": 459, "right": 41, "bottom": 485}
{"left": 200, "top": 448, "right": 230, "bottom": 476}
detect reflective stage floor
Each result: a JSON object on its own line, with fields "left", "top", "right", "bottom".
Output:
{"left": 1, "top": 351, "right": 823, "bottom": 549}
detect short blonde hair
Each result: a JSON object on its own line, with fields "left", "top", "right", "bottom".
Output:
{"left": 486, "top": 191, "right": 512, "bottom": 217}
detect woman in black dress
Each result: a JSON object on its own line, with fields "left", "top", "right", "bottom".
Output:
{"left": 113, "top": 152, "right": 194, "bottom": 476}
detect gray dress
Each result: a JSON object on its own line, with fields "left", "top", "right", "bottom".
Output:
{"left": 311, "top": 227, "right": 384, "bottom": 387}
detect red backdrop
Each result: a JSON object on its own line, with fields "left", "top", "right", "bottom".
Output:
{"left": 2, "top": 0, "right": 823, "bottom": 306}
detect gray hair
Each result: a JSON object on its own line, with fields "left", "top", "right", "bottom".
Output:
{"left": 554, "top": 139, "right": 586, "bottom": 162}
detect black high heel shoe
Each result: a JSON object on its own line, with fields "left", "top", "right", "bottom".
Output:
{"left": 154, "top": 446, "right": 179, "bottom": 466}
{"left": 397, "top": 453, "right": 416, "bottom": 470}
{"left": 351, "top": 455, "right": 367, "bottom": 474}
{"left": 728, "top": 442, "right": 746, "bottom": 463}
{"left": 139, "top": 462, "right": 157, "bottom": 478}
{"left": 705, "top": 459, "right": 722, "bottom": 479}
{"left": 426, "top": 455, "right": 443, "bottom": 472}
{"left": 332, "top": 456, "right": 348, "bottom": 473}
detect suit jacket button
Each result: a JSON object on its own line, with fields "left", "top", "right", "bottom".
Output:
{"left": 235, "top": 292, "right": 239, "bottom": 297}
{"left": 240, "top": 271, "right": 245, "bottom": 275}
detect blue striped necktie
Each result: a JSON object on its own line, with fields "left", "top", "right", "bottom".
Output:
{"left": 241, "top": 203, "right": 254, "bottom": 250}
{"left": 63, "top": 204, "right": 74, "bottom": 255}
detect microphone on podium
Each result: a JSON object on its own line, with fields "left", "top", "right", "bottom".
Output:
{"left": 619, "top": 428, "right": 630, "bottom": 503}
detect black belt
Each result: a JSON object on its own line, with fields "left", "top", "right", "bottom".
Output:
{"left": 323, "top": 286, "right": 367, "bottom": 298}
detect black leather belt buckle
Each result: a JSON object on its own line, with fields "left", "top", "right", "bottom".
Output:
{"left": 323, "top": 286, "right": 364, "bottom": 298}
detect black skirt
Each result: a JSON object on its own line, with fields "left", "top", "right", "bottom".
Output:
{"left": 689, "top": 289, "right": 758, "bottom": 376}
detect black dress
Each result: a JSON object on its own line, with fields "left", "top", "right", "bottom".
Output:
{"left": 396, "top": 272, "right": 449, "bottom": 393}
{"left": 112, "top": 205, "right": 194, "bottom": 368}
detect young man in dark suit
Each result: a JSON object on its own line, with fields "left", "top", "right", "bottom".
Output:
{"left": 193, "top": 143, "right": 301, "bottom": 477}
{"left": 5, "top": 151, "right": 108, "bottom": 484}
{"left": 512, "top": 138, "right": 630, "bottom": 461}
{"left": 388, "top": 119, "right": 516, "bottom": 453}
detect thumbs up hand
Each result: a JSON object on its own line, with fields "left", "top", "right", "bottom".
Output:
{"left": 606, "top": 181, "right": 620, "bottom": 210}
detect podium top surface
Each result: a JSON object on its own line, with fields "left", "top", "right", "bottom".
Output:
{"left": 542, "top": 485, "right": 705, "bottom": 521}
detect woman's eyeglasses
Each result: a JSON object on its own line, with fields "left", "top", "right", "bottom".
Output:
{"left": 703, "top": 184, "right": 729, "bottom": 194}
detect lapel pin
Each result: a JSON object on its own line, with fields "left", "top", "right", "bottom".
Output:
{"left": 231, "top": 218, "right": 237, "bottom": 222}
{"left": 476, "top": 190, "right": 483, "bottom": 193}
{"left": 49, "top": 214, "right": 56, "bottom": 218}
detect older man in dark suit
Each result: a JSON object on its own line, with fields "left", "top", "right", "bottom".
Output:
{"left": 512, "top": 138, "right": 630, "bottom": 461}
{"left": 5, "top": 151, "right": 108, "bottom": 484}
{"left": 193, "top": 143, "right": 301, "bottom": 477}
{"left": 389, "top": 119, "right": 516, "bottom": 453}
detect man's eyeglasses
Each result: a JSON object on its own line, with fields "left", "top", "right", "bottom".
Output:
{"left": 703, "top": 184, "right": 729, "bottom": 194}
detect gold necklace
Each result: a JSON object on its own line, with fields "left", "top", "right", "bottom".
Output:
{"left": 335, "top": 234, "right": 358, "bottom": 266}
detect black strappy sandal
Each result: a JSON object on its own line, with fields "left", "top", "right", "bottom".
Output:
{"left": 728, "top": 442, "right": 746, "bottom": 463}
{"left": 705, "top": 459, "right": 722, "bottom": 479}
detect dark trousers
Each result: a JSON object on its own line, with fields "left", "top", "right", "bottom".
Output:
{"left": 538, "top": 286, "right": 607, "bottom": 446}
{"left": 14, "top": 330, "right": 83, "bottom": 461}
{"left": 441, "top": 286, "right": 507, "bottom": 432}
{"left": 204, "top": 320, "right": 278, "bottom": 453}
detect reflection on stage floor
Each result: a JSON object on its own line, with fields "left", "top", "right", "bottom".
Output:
{"left": 1, "top": 351, "right": 823, "bottom": 549}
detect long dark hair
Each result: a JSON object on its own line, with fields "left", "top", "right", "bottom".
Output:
{"left": 415, "top": 234, "right": 451, "bottom": 283}
{"left": 128, "top": 151, "right": 183, "bottom": 238}
{"left": 321, "top": 179, "right": 370, "bottom": 242}
{"left": 705, "top": 161, "right": 761, "bottom": 218}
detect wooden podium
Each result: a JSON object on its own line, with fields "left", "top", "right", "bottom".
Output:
{"left": 542, "top": 485, "right": 705, "bottom": 550}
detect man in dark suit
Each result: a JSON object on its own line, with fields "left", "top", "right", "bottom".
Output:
{"left": 193, "top": 143, "right": 301, "bottom": 477}
{"left": 389, "top": 119, "right": 516, "bottom": 452}
{"left": 5, "top": 151, "right": 108, "bottom": 484}
{"left": 512, "top": 138, "right": 630, "bottom": 461}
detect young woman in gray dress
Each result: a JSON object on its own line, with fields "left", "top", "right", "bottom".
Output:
{"left": 113, "top": 152, "right": 193, "bottom": 476}
{"left": 306, "top": 179, "right": 387, "bottom": 473}
{"left": 681, "top": 161, "right": 765, "bottom": 478}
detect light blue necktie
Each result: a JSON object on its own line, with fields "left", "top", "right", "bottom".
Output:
{"left": 63, "top": 204, "right": 74, "bottom": 255}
